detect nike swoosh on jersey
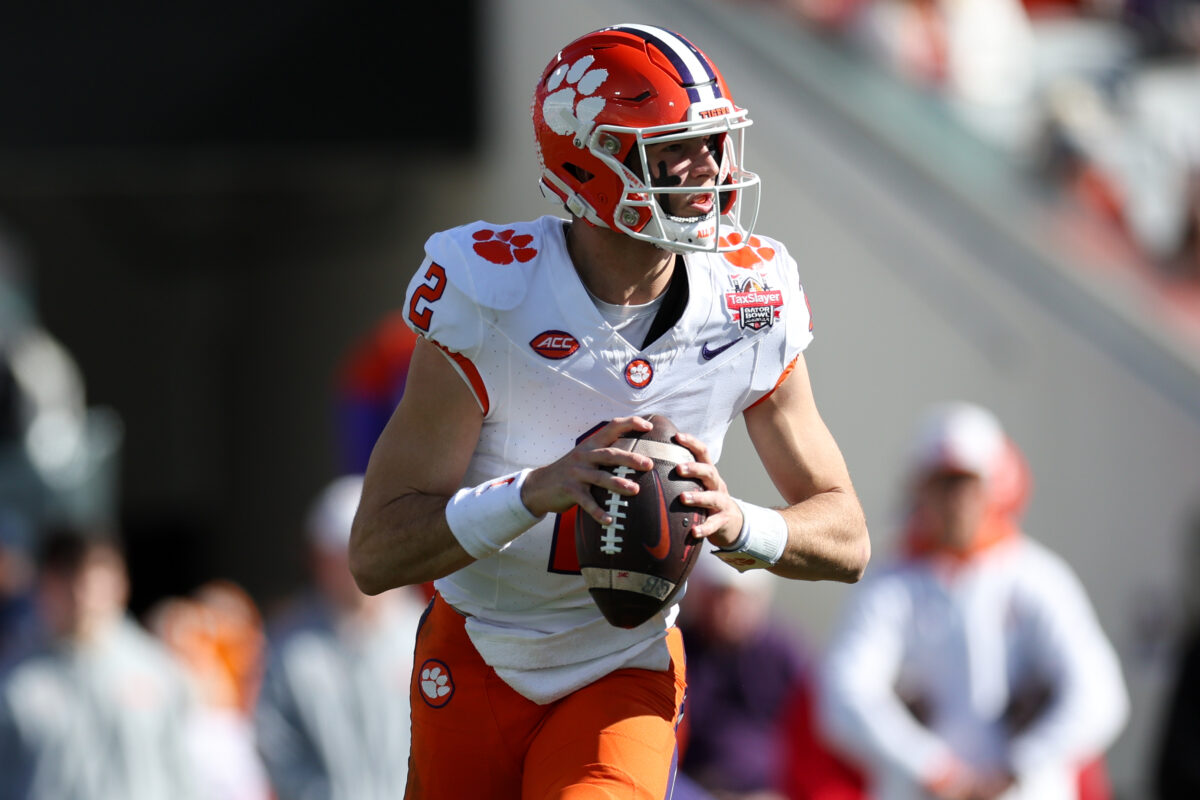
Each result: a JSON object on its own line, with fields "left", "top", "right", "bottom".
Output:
{"left": 701, "top": 337, "right": 742, "bottom": 360}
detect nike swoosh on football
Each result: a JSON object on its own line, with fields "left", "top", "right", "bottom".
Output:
{"left": 643, "top": 471, "right": 672, "bottom": 560}
{"left": 701, "top": 337, "right": 742, "bottom": 360}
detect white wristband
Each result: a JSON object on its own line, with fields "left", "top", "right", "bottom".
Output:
{"left": 713, "top": 499, "right": 788, "bottom": 572}
{"left": 445, "top": 468, "right": 544, "bottom": 560}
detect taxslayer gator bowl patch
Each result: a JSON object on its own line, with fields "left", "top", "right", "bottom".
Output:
{"left": 724, "top": 276, "right": 783, "bottom": 331}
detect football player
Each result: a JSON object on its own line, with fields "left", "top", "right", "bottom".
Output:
{"left": 350, "top": 23, "right": 870, "bottom": 799}
{"left": 818, "top": 403, "right": 1128, "bottom": 800}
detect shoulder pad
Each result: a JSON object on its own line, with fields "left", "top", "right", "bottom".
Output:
{"left": 424, "top": 220, "right": 548, "bottom": 311}
{"left": 706, "top": 232, "right": 808, "bottom": 314}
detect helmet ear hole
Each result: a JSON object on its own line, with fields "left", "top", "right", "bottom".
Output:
{"left": 563, "top": 163, "right": 595, "bottom": 183}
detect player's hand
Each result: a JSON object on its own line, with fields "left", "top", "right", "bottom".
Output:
{"left": 672, "top": 431, "right": 743, "bottom": 549}
{"left": 927, "top": 766, "right": 1015, "bottom": 800}
{"left": 521, "top": 416, "right": 655, "bottom": 524}
{"left": 968, "top": 771, "right": 1016, "bottom": 800}
{"left": 926, "top": 772, "right": 976, "bottom": 800}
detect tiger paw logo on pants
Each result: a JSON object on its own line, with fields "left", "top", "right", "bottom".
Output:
{"left": 418, "top": 658, "right": 454, "bottom": 707}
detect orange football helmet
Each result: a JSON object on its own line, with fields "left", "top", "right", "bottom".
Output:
{"left": 532, "top": 24, "right": 760, "bottom": 253}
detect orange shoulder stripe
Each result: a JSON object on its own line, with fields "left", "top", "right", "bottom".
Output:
{"left": 433, "top": 341, "right": 490, "bottom": 416}
{"left": 746, "top": 353, "right": 800, "bottom": 411}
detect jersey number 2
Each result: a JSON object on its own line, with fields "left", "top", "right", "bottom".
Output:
{"left": 408, "top": 262, "right": 447, "bottom": 332}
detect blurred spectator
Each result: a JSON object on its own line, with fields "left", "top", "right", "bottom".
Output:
{"left": 819, "top": 402, "right": 1128, "bottom": 800}
{"left": 817, "top": 0, "right": 1140, "bottom": 158}
{"left": 788, "top": 0, "right": 1046, "bottom": 151}
{"left": 254, "top": 473, "right": 426, "bottom": 800}
{"left": 0, "top": 226, "right": 121, "bottom": 528}
{"left": 334, "top": 312, "right": 435, "bottom": 603}
{"left": 0, "top": 510, "right": 36, "bottom": 664}
{"left": 1047, "top": 56, "right": 1200, "bottom": 267}
{"left": 1152, "top": 502, "right": 1200, "bottom": 800}
{"left": 780, "top": 0, "right": 1196, "bottom": 268}
{"left": 0, "top": 222, "right": 124, "bottom": 619}
{"left": 150, "top": 580, "right": 270, "bottom": 800}
{"left": 336, "top": 311, "right": 419, "bottom": 475}
{"left": 0, "top": 523, "right": 199, "bottom": 800}
{"left": 679, "top": 554, "right": 800, "bottom": 800}
{"left": 679, "top": 550, "right": 864, "bottom": 800}
{"left": 777, "top": 670, "right": 870, "bottom": 800}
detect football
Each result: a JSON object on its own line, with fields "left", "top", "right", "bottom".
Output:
{"left": 575, "top": 414, "right": 706, "bottom": 629}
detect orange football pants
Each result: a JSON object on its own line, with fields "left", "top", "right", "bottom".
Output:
{"left": 405, "top": 593, "right": 688, "bottom": 800}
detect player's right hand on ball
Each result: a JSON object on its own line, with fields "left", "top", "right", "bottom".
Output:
{"left": 521, "top": 416, "right": 655, "bottom": 524}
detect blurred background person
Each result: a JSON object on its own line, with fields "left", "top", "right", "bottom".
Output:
{"left": 335, "top": 311, "right": 419, "bottom": 477}
{"left": 679, "top": 554, "right": 801, "bottom": 800}
{"left": 0, "top": 225, "right": 123, "bottom": 544}
{"left": 0, "top": 510, "right": 36, "bottom": 665}
{"left": 0, "top": 523, "right": 198, "bottom": 800}
{"left": 1152, "top": 500, "right": 1200, "bottom": 800}
{"left": 1040, "top": 0, "right": 1200, "bottom": 270}
{"left": 784, "top": 0, "right": 1200, "bottom": 271}
{"left": 0, "top": 222, "right": 125, "bottom": 669}
{"left": 334, "top": 313, "right": 433, "bottom": 605}
{"left": 254, "top": 473, "right": 426, "bottom": 800}
{"left": 818, "top": 401, "right": 1128, "bottom": 800}
{"left": 150, "top": 579, "right": 270, "bottom": 800}
{"left": 679, "top": 550, "right": 865, "bottom": 800}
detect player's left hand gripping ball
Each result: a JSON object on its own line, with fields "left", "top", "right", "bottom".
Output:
{"left": 575, "top": 414, "right": 706, "bottom": 628}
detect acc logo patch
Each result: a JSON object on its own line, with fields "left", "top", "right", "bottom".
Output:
{"left": 625, "top": 358, "right": 653, "bottom": 389}
{"left": 418, "top": 659, "right": 455, "bottom": 708}
{"left": 724, "top": 276, "right": 784, "bottom": 331}
{"left": 530, "top": 330, "right": 580, "bottom": 359}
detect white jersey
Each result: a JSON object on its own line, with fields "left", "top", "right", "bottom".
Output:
{"left": 403, "top": 215, "right": 812, "bottom": 703}
{"left": 818, "top": 536, "right": 1129, "bottom": 800}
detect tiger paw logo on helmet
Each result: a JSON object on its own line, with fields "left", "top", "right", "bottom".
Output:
{"left": 472, "top": 228, "right": 538, "bottom": 265}
{"left": 720, "top": 233, "right": 776, "bottom": 268}
{"left": 541, "top": 55, "right": 609, "bottom": 141}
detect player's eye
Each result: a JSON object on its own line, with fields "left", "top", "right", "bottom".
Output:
{"left": 649, "top": 142, "right": 683, "bottom": 157}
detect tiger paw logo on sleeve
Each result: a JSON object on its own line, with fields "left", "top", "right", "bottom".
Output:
{"left": 719, "top": 233, "right": 776, "bottom": 268}
{"left": 472, "top": 228, "right": 538, "bottom": 265}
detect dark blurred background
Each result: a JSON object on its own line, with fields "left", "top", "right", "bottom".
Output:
{"left": 0, "top": 1, "right": 481, "bottom": 616}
